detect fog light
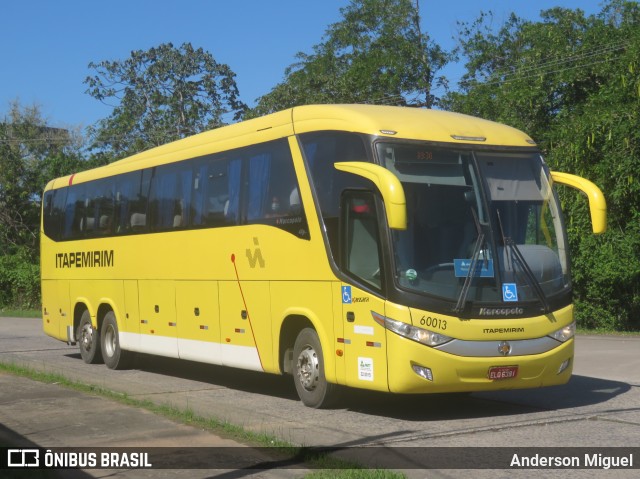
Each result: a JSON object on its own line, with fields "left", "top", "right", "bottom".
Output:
{"left": 412, "top": 364, "right": 433, "bottom": 381}
{"left": 557, "top": 358, "right": 571, "bottom": 374}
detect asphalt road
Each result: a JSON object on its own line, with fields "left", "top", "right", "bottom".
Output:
{"left": 1, "top": 316, "right": 639, "bottom": 478}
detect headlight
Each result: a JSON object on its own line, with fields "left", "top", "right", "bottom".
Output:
{"left": 549, "top": 321, "right": 576, "bottom": 342}
{"left": 372, "top": 312, "right": 453, "bottom": 347}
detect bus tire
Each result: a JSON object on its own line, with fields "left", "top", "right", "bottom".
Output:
{"left": 292, "top": 328, "right": 340, "bottom": 408}
{"left": 77, "top": 310, "right": 103, "bottom": 364}
{"left": 101, "top": 311, "right": 132, "bottom": 370}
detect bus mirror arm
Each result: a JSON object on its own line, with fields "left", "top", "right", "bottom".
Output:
{"left": 334, "top": 162, "right": 407, "bottom": 230}
{"left": 550, "top": 171, "right": 607, "bottom": 234}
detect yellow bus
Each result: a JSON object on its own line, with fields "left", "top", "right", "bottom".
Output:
{"left": 40, "top": 104, "right": 606, "bottom": 408}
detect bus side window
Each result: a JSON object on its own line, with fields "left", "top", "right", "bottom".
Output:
{"left": 115, "top": 171, "right": 139, "bottom": 234}
{"left": 91, "top": 179, "right": 115, "bottom": 236}
{"left": 193, "top": 156, "right": 241, "bottom": 227}
{"left": 148, "top": 163, "right": 192, "bottom": 231}
{"left": 65, "top": 184, "right": 87, "bottom": 239}
{"left": 246, "top": 140, "right": 308, "bottom": 238}
{"left": 300, "top": 132, "right": 370, "bottom": 256}
{"left": 43, "top": 189, "right": 67, "bottom": 241}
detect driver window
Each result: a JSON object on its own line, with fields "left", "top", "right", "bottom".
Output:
{"left": 342, "top": 191, "right": 383, "bottom": 290}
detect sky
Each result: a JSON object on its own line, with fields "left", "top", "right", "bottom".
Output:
{"left": 2, "top": 0, "right": 604, "bottom": 129}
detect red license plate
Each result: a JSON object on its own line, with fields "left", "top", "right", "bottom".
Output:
{"left": 488, "top": 365, "right": 518, "bottom": 380}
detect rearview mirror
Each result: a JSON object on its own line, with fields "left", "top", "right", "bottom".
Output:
{"left": 334, "top": 162, "right": 406, "bottom": 230}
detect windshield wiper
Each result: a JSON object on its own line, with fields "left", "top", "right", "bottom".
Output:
{"left": 504, "top": 237, "right": 550, "bottom": 314}
{"left": 453, "top": 232, "right": 485, "bottom": 314}
{"left": 453, "top": 207, "right": 485, "bottom": 314}
{"left": 496, "top": 210, "right": 550, "bottom": 314}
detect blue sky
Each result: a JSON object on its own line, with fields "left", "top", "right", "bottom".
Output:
{"left": 2, "top": 0, "right": 602, "bottom": 129}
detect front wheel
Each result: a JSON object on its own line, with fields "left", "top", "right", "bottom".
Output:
{"left": 292, "top": 328, "right": 340, "bottom": 408}
{"left": 101, "top": 311, "right": 133, "bottom": 370}
{"left": 77, "top": 310, "right": 103, "bottom": 364}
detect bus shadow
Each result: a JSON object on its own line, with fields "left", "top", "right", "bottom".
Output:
{"left": 338, "top": 374, "right": 633, "bottom": 421}
{"left": 131, "top": 355, "right": 634, "bottom": 419}
{"left": 132, "top": 353, "right": 299, "bottom": 401}
{"left": 66, "top": 352, "right": 633, "bottom": 421}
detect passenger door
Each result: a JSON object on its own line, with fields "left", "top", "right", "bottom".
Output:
{"left": 339, "top": 191, "right": 389, "bottom": 391}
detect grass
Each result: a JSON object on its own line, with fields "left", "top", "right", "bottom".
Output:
{"left": 0, "top": 361, "right": 405, "bottom": 478}
{"left": 0, "top": 308, "right": 41, "bottom": 318}
{"left": 0, "top": 361, "right": 289, "bottom": 448}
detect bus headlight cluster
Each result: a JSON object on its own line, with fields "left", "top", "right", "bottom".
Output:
{"left": 372, "top": 312, "right": 453, "bottom": 347}
{"left": 548, "top": 321, "right": 576, "bottom": 343}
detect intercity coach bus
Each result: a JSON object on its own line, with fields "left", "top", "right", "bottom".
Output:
{"left": 41, "top": 105, "right": 606, "bottom": 408}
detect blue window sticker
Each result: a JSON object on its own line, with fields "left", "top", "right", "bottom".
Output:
{"left": 502, "top": 283, "right": 518, "bottom": 302}
{"left": 342, "top": 286, "right": 352, "bottom": 304}
{"left": 454, "top": 259, "right": 494, "bottom": 278}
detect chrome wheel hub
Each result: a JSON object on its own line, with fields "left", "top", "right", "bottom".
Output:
{"left": 80, "top": 324, "right": 93, "bottom": 351}
{"left": 296, "top": 346, "right": 319, "bottom": 391}
{"left": 104, "top": 324, "right": 116, "bottom": 358}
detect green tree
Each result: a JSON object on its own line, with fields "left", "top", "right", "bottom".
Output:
{"left": 444, "top": 1, "right": 640, "bottom": 330}
{"left": 249, "top": 0, "right": 450, "bottom": 117}
{"left": 85, "top": 42, "right": 247, "bottom": 159}
{"left": 0, "top": 101, "right": 87, "bottom": 307}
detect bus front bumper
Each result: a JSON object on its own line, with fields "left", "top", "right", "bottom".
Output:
{"left": 387, "top": 333, "right": 574, "bottom": 394}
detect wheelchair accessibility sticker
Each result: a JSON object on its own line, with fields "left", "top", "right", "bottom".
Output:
{"left": 502, "top": 283, "right": 518, "bottom": 302}
{"left": 342, "top": 286, "right": 352, "bottom": 304}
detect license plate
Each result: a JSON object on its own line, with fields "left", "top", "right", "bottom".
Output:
{"left": 488, "top": 365, "right": 518, "bottom": 380}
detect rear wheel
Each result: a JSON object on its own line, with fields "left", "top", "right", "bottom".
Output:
{"left": 101, "top": 311, "right": 132, "bottom": 370}
{"left": 292, "top": 328, "right": 340, "bottom": 408}
{"left": 77, "top": 310, "right": 102, "bottom": 364}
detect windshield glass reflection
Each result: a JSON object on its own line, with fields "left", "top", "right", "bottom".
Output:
{"left": 377, "top": 143, "right": 569, "bottom": 308}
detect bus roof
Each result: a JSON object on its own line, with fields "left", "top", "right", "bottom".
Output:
{"left": 47, "top": 104, "right": 536, "bottom": 190}
{"left": 291, "top": 104, "right": 535, "bottom": 147}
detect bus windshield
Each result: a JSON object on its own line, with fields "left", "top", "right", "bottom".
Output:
{"left": 377, "top": 142, "right": 570, "bottom": 309}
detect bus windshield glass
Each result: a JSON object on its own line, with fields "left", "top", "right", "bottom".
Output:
{"left": 377, "top": 143, "right": 570, "bottom": 308}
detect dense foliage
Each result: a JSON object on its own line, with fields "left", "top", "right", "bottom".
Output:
{"left": 1, "top": 1, "right": 638, "bottom": 330}
{"left": 247, "top": 0, "right": 450, "bottom": 117}
{"left": 0, "top": 102, "right": 91, "bottom": 308}
{"left": 84, "top": 42, "right": 247, "bottom": 159}
{"left": 442, "top": 0, "right": 640, "bottom": 330}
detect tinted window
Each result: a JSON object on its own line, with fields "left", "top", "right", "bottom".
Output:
{"left": 148, "top": 162, "right": 193, "bottom": 231}
{"left": 115, "top": 171, "right": 142, "bottom": 234}
{"left": 42, "top": 139, "right": 308, "bottom": 240}
{"left": 192, "top": 155, "right": 241, "bottom": 227}
{"left": 300, "top": 132, "right": 369, "bottom": 218}
{"left": 63, "top": 183, "right": 87, "bottom": 239}
{"left": 87, "top": 178, "right": 115, "bottom": 237}
{"left": 300, "top": 132, "right": 370, "bottom": 256}
{"left": 43, "top": 189, "right": 67, "bottom": 240}
{"left": 246, "top": 140, "right": 308, "bottom": 238}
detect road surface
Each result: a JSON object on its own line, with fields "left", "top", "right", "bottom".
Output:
{"left": 1, "top": 317, "right": 638, "bottom": 478}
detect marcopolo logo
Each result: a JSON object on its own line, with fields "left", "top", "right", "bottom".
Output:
{"left": 478, "top": 307, "right": 524, "bottom": 317}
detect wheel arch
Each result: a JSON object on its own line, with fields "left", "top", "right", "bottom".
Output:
{"left": 96, "top": 302, "right": 116, "bottom": 333}
{"left": 278, "top": 309, "right": 335, "bottom": 381}
{"left": 73, "top": 300, "right": 93, "bottom": 334}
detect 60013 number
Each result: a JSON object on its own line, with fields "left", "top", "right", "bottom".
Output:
{"left": 420, "top": 316, "right": 447, "bottom": 331}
